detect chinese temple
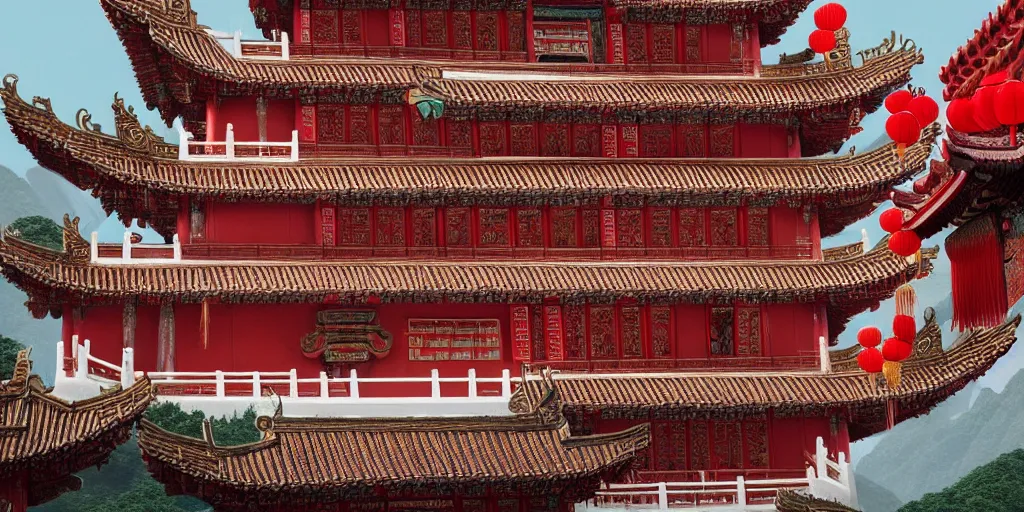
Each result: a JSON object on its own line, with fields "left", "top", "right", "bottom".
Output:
{"left": 0, "top": 0, "right": 1021, "bottom": 510}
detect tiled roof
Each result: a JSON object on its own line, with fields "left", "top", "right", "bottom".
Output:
{"left": 0, "top": 352, "right": 153, "bottom": 501}
{"left": 0, "top": 74, "right": 942, "bottom": 239}
{"left": 137, "top": 391, "right": 648, "bottom": 510}
{"left": 775, "top": 490, "right": 860, "bottom": 512}
{"left": 525, "top": 315, "right": 1019, "bottom": 441}
{"left": 939, "top": 0, "right": 1023, "bottom": 100}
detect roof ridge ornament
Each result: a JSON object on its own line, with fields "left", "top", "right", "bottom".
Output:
{"left": 76, "top": 108, "right": 102, "bottom": 133}
{"left": 61, "top": 214, "right": 90, "bottom": 264}
{"left": 112, "top": 92, "right": 165, "bottom": 154}
{"left": 857, "top": 30, "right": 920, "bottom": 66}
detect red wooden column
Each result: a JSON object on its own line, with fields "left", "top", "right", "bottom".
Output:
{"left": 205, "top": 97, "right": 218, "bottom": 142}
{"left": 156, "top": 300, "right": 176, "bottom": 372}
{"left": 525, "top": 0, "right": 536, "bottom": 61}
{"left": 390, "top": 8, "right": 406, "bottom": 47}
{"left": 0, "top": 471, "right": 28, "bottom": 512}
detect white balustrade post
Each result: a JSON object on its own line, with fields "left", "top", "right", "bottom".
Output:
{"left": 289, "top": 130, "right": 299, "bottom": 161}
{"left": 172, "top": 234, "right": 182, "bottom": 261}
{"left": 819, "top": 336, "right": 832, "bottom": 373}
{"left": 215, "top": 370, "right": 225, "bottom": 397}
{"left": 55, "top": 341, "right": 65, "bottom": 382}
{"left": 501, "top": 369, "right": 512, "bottom": 397}
{"left": 122, "top": 230, "right": 132, "bottom": 261}
{"left": 467, "top": 369, "right": 477, "bottom": 398}
{"left": 71, "top": 334, "right": 79, "bottom": 362}
{"left": 177, "top": 125, "right": 190, "bottom": 160}
{"left": 842, "top": 452, "right": 859, "bottom": 508}
{"left": 319, "top": 371, "right": 329, "bottom": 397}
{"left": 251, "top": 371, "right": 261, "bottom": 397}
{"left": 815, "top": 437, "right": 828, "bottom": 479}
{"left": 121, "top": 348, "right": 135, "bottom": 388}
{"left": 233, "top": 30, "right": 242, "bottom": 57}
{"left": 657, "top": 482, "right": 669, "bottom": 511}
{"left": 77, "top": 339, "right": 90, "bottom": 379}
{"left": 225, "top": 123, "right": 236, "bottom": 160}
{"left": 431, "top": 369, "right": 441, "bottom": 398}
{"left": 90, "top": 232, "right": 98, "bottom": 262}
{"left": 861, "top": 228, "right": 870, "bottom": 253}
{"left": 736, "top": 476, "right": 747, "bottom": 505}
{"left": 289, "top": 368, "right": 298, "bottom": 398}
{"left": 281, "top": 31, "right": 290, "bottom": 60}
{"left": 349, "top": 369, "right": 360, "bottom": 398}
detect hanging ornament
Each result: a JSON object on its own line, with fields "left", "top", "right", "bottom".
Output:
{"left": 973, "top": 85, "right": 1003, "bottom": 132}
{"left": 883, "top": 361, "right": 902, "bottom": 389}
{"left": 895, "top": 283, "right": 918, "bottom": 316}
{"left": 857, "top": 326, "right": 883, "bottom": 348}
{"left": 946, "top": 98, "right": 982, "bottom": 133}
{"left": 814, "top": 3, "right": 848, "bottom": 32}
{"left": 908, "top": 95, "right": 940, "bottom": 126}
{"left": 885, "top": 90, "right": 914, "bottom": 115}
{"left": 995, "top": 79, "right": 1024, "bottom": 146}
{"left": 882, "top": 337, "right": 913, "bottom": 362}
{"left": 885, "top": 111, "right": 922, "bottom": 161}
{"left": 857, "top": 347, "right": 885, "bottom": 373}
{"left": 200, "top": 298, "right": 210, "bottom": 350}
{"left": 879, "top": 208, "right": 905, "bottom": 233}
{"left": 893, "top": 314, "right": 917, "bottom": 343}
{"left": 809, "top": 29, "right": 837, "bottom": 55}
{"left": 888, "top": 230, "right": 922, "bottom": 257}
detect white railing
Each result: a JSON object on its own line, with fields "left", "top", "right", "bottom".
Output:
{"left": 818, "top": 336, "right": 831, "bottom": 374}
{"left": 148, "top": 367, "right": 516, "bottom": 401}
{"left": 90, "top": 231, "right": 181, "bottom": 264}
{"left": 207, "top": 29, "right": 290, "bottom": 60}
{"left": 51, "top": 336, "right": 138, "bottom": 402}
{"left": 582, "top": 437, "right": 855, "bottom": 511}
{"left": 177, "top": 123, "right": 299, "bottom": 162}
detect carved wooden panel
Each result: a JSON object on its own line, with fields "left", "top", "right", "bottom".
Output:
{"left": 651, "top": 306, "right": 672, "bottom": 358}
{"left": 602, "top": 125, "right": 618, "bottom": 157}
{"left": 478, "top": 208, "right": 511, "bottom": 246}
{"left": 745, "top": 420, "right": 769, "bottom": 468}
{"left": 378, "top": 105, "right": 405, "bottom": 146}
{"left": 319, "top": 204, "right": 335, "bottom": 246}
{"left": 405, "top": 10, "right": 421, "bottom": 47}
{"left": 476, "top": 12, "right": 499, "bottom": 51}
{"left": 542, "top": 123, "right": 570, "bottom": 157}
{"left": 317, "top": 104, "right": 346, "bottom": 143}
{"left": 626, "top": 23, "right": 647, "bottom": 64}
{"left": 678, "top": 124, "right": 707, "bottom": 157}
{"left": 423, "top": 11, "right": 448, "bottom": 47}
{"left": 412, "top": 208, "right": 436, "bottom": 247}
{"left": 710, "top": 124, "right": 735, "bottom": 158}
{"left": 710, "top": 209, "right": 739, "bottom": 247}
{"left": 552, "top": 208, "right": 577, "bottom": 248}
{"left": 508, "top": 12, "right": 525, "bottom": 52}
{"left": 337, "top": 208, "right": 371, "bottom": 246}
{"left": 641, "top": 125, "right": 673, "bottom": 157}
{"left": 713, "top": 421, "right": 743, "bottom": 469}
{"left": 710, "top": 306, "right": 734, "bottom": 356}
{"left": 609, "top": 23, "right": 624, "bottom": 64}
{"left": 517, "top": 209, "right": 544, "bottom": 247}
{"left": 621, "top": 306, "right": 643, "bottom": 358}
{"left": 654, "top": 421, "right": 687, "bottom": 471}
{"left": 747, "top": 207, "right": 770, "bottom": 247}
{"left": 531, "top": 304, "right": 546, "bottom": 361}
{"left": 583, "top": 209, "right": 601, "bottom": 247}
{"left": 686, "top": 26, "right": 701, "bottom": 62}
{"left": 348, "top": 105, "right": 371, "bottom": 145}
{"left": 300, "top": 105, "right": 317, "bottom": 142}
{"left": 453, "top": 11, "right": 473, "bottom": 49}
{"left": 448, "top": 120, "right": 473, "bottom": 150}
{"left": 479, "top": 122, "right": 507, "bottom": 156}
{"left": 312, "top": 9, "right": 340, "bottom": 45}
{"left": 376, "top": 208, "right": 406, "bottom": 247}
{"left": 564, "top": 304, "right": 587, "bottom": 360}
{"left": 510, "top": 123, "right": 538, "bottom": 156}
{"left": 690, "top": 421, "right": 711, "bottom": 470}
{"left": 445, "top": 208, "right": 472, "bottom": 247}
{"left": 650, "top": 208, "right": 673, "bottom": 247}
{"left": 573, "top": 124, "right": 601, "bottom": 157}
{"left": 342, "top": 9, "right": 362, "bottom": 45}
{"left": 731, "top": 24, "right": 744, "bottom": 62}
{"left": 616, "top": 209, "right": 644, "bottom": 248}
{"left": 412, "top": 114, "right": 440, "bottom": 147}
{"left": 621, "top": 125, "right": 639, "bottom": 157}
{"left": 589, "top": 306, "right": 617, "bottom": 359}
{"left": 652, "top": 24, "right": 676, "bottom": 64}
{"left": 735, "top": 307, "right": 762, "bottom": 356}
{"left": 678, "top": 208, "right": 706, "bottom": 247}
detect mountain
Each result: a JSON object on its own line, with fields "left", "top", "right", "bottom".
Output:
{"left": 899, "top": 449, "right": 1024, "bottom": 512}
{"left": 0, "top": 165, "right": 52, "bottom": 224}
{"left": 855, "top": 473, "right": 904, "bottom": 512}
{"left": 25, "top": 166, "right": 108, "bottom": 235}
{"left": 856, "top": 370, "right": 1024, "bottom": 504}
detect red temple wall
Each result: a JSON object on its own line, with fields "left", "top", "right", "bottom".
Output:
{"left": 210, "top": 98, "right": 296, "bottom": 142}
{"left": 203, "top": 202, "right": 316, "bottom": 245}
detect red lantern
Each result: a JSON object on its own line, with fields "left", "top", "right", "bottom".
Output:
{"left": 814, "top": 3, "right": 848, "bottom": 32}
{"left": 981, "top": 69, "right": 1009, "bottom": 87}
{"left": 857, "top": 347, "right": 885, "bottom": 374}
{"left": 879, "top": 208, "right": 905, "bottom": 233}
{"left": 893, "top": 314, "right": 917, "bottom": 343}
{"left": 888, "top": 230, "right": 922, "bottom": 257}
{"left": 886, "top": 111, "right": 922, "bottom": 160}
{"left": 857, "top": 326, "right": 883, "bottom": 348}
{"left": 882, "top": 338, "right": 913, "bottom": 362}
{"left": 885, "top": 90, "right": 913, "bottom": 115}
{"left": 973, "top": 85, "right": 1002, "bottom": 132}
{"left": 946, "top": 98, "right": 982, "bottom": 133}
{"left": 996, "top": 79, "right": 1024, "bottom": 145}
{"left": 908, "top": 95, "right": 940, "bottom": 126}
{"left": 808, "top": 29, "right": 837, "bottom": 54}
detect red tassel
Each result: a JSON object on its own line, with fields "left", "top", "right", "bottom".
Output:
{"left": 895, "top": 284, "right": 917, "bottom": 317}
{"left": 200, "top": 298, "right": 210, "bottom": 350}
{"left": 947, "top": 215, "right": 1008, "bottom": 330}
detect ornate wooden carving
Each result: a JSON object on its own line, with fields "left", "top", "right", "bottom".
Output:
{"left": 730, "top": 24, "right": 744, "bottom": 62}
{"left": 652, "top": 24, "right": 675, "bottom": 64}
{"left": 112, "top": 93, "right": 164, "bottom": 154}
{"left": 453, "top": 11, "right": 472, "bottom": 49}
{"left": 552, "top": 208, "right": 577, "bottom": 248}
{"left": 476, "top": 12, "right": 499, "bottom": 51}
{"left": 507, "top": 12, "right": 525, "bottom": 52}
{"left": 746, "top": 207, "right": 770, "bottom": 247}
{"left": 745, "top": 420, "right": 769, "bottom": 468}
{"left": 445, "top": 207, "right": 471, "bottom": 246}
{"left": 572, "top": 124, "right": 600, "bottom": 157}
{"left": 517, "top": 209, "right": 544, "bottom": 247}
{"left": 625, "top": 23, "right": 647, "bottom": 64}
{"left": 621, "top": 306, "right": 642, "bottom": 358}
{"left": 609, "top": 23, "right": 624, "bottom": 64}
{"left": 651, "top": 306, "right": 672, "bottom": 358}
{"left": 478, "top": 208, "right": 511, "bottom": 246}
{"left": 189, "top": 200, "right": 206, "bottom": 243}
{"left": 312, "top": 9, "right": 340, "bottom": 44}
{"left": 412, "top": 208, "right": 436, "bottom": 246}
{"left": 710, "top": 124, "right": 735, "bottom": 158}
{"left": 406, "top": 10, "right": 422, "bottom": 46}
{"left": 337, "top": 208, "right": 371, "bottom": 246}
{"left": 735, "top": 307, "right": 762, "bottom": 356}
{"left": 123, "top": 298, "right": 137, "bottom": 349}
{"left": 677, "top": 208, "right": 706, "bottom": 247}
{"left": 479, "top": 122, "right": 507, "bottom": 156}
{"left": 423, "top": 10, "right": 448, "bottom": 47}
{"left": 320, "top": 204, "right": 336, "bottom": 246}
{"left": 654, "top": 421, "right": 687, "bottom": 470}
{"left": 448, "top": 120, "right": 473, "bottom": 151}
{"left": 616, "top": 209, "right": 644, "bottom": 248}
{"left": 686, "top": 26, "right": 701, "bottom": 62}
{"left": 713, "top": 421, "right": 743, "bottom": 469}
{"left": 531, "top": 304, "right": 546, "bottom": 361}
{"left": 510, "top": 123, "right": 538, "bottom": 156}
{"left": 641, "top": 125, "right": 673, "bottom": 157}
{"left": 301, "top": 310, "right": 393, "bottom": 374}
{"left": 60, "top": 215, "right": 90, "bottom": 263}
{"left": 157, "top": 301, "right": 175, "bottom": 372}
{"left": 690, "top": 421, "right": 710, "bottom": 470}
{"left": 412, "top": 114, "right": 440, "bottom": 146}
{"left": 589, "top": 306, "right": 617, "bottom": 359}
{"left": 349, "top": 105, "right": 371, "bottom": 145}
{"left": 678, "top": 124, "right": 706, "bottom": 157}
{"left": 710, "top": 209, "right": 738, "bottom": 247}
{"left": 542, "top": 123, "right": 570, "bottom": 157}
{"left": 317, "top": 104, "right": 346, "bottom": 143}
{"left": 376, "top": 208, "right": 406, "bottom": 246}
{"left": 564, "top": 304, "right": 586, "bottom": 360}
{"left": 583, "top": 209, "right": 601, "bottom": 247}
{"left": 710, "top": 307, "right": 734, "bottom": 356}
{"left": 648, "top": 208, "right": 672, "bottom": 247}
{"left": 342, "top": 9, "right": 362, "bottom": 45}
{"left": 378, "top": 105, "right": 405, "bottom": 146}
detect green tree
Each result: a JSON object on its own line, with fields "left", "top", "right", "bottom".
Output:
{"left": 899, "top": 449, "right": 1024, "bottom": 512}
{"left": 146, "top": 402, "right": 262, "bottom": 445}
{"left": 0, "top": 334, "right": 26, "bottom": 380}
{"left": 10, "top": 215, "right": 63, "bottom": 251}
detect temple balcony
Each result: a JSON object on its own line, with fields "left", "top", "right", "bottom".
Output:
{"left": 177, "top": 123, "right": 299, "bottom": 163}
{"left": 206, "top": 28, "right": 290, "bottom": 61}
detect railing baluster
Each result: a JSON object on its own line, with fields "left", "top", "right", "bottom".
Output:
{"left": 657, "top": 482, "right": 668, "bottom": 511}
{"left": 349, "top": 368, "right": 360, "bottom": 398}
{"left": 467, "top": 369, "right": 477, "bottom": 398}
{"left": 430, "top": 369, "right": 441, "bottom": 398}
{"left": 281, "top": 31, "right": 290, "bottom": 60}
{"left": 215, "top": 370, "right": 225, "bottom": 397}
{"left": 501, "top": 369, "right": 512, "bottom": 397}
{"left": 319, "top": 371, "right": 329, "bottom": 397}
{"left": 121, "top": 347, "right": 135, "bottom": 388}
{"left": 289, "top": 369, "right": 298, "bottom": 398}
{"left": 77, "top": 339, "right": 90, "bottom": 379}
{"left": 736, "top": 476, "right": 747, "bottom": 505}
{"left": 251, "top": 371, "right": 261, "bottom": 397}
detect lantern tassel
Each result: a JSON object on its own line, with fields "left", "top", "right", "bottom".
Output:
{"left": 946, "top": 215, "right": 1008, "bottom": 330}
{"left": 895, "top": 283, "right": 917, "bottom": 317}
{"left": 200, "top": 298, "right": 210, "bottom": 350}
{"left": 896, "top": 143, "right": 907, "bottom": 162}
{"left": 883, "top": 361, "right": 902, "bottom": 389}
